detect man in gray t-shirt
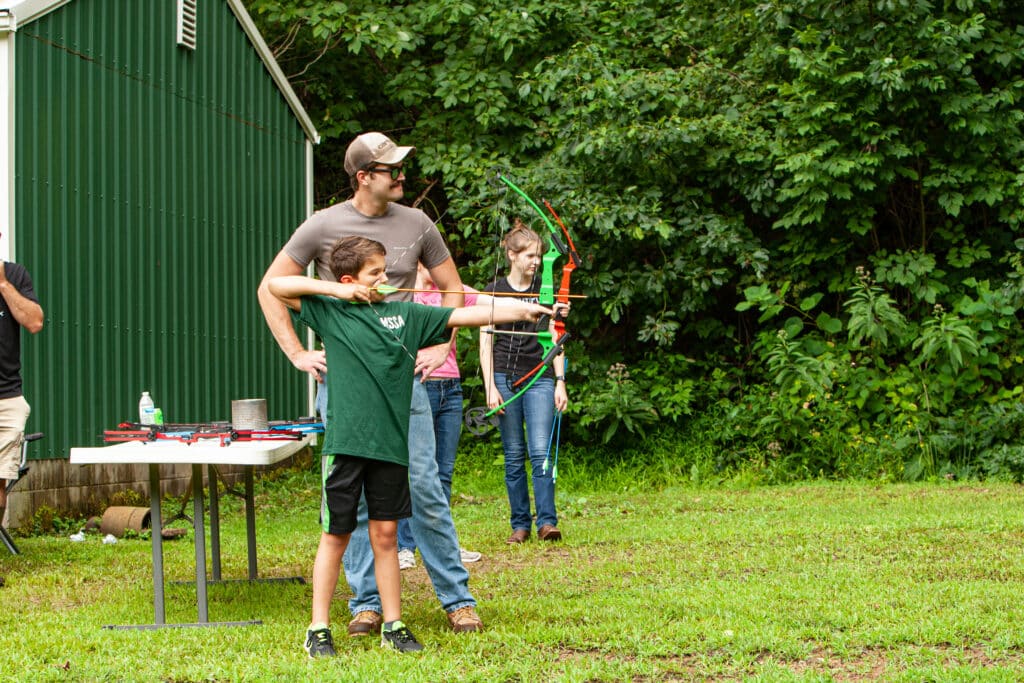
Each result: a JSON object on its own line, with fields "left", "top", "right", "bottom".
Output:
{"left": 258, "top": 132, "right": 483, "bottom": 636}
{"left": 284, "top": 200, "right": 449, "bottom": 294}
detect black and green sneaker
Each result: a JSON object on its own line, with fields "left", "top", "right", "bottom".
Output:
{"left": 380, "top": 621, "right": 424, "bottom": 653}
{"left": 304, "top": 626, "right": 337, "bottom": 658}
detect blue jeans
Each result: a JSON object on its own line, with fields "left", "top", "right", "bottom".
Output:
{"left": 318, "top": 379, "right": 475, "bottom": 614}
{"left": 494, "top": 373, "right": 558, "bottom": 531}
{"left": 398, "top": 378, "right": 464, "bottom": 552}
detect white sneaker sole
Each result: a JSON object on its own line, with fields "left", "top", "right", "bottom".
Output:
{"left": 398, "top": 550, "right": 416, "bottom": 570}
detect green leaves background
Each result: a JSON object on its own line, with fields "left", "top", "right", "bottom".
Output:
{"left": 247, "top": 0, "right": 1024, "bottom": 474}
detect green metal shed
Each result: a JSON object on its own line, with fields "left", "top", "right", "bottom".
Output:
{"left": 0, "top": 0, "right": 319, "bottom": 524}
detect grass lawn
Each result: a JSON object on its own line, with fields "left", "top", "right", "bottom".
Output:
{"left": 2, "top": 459, "right": 1024, "bottom": 681}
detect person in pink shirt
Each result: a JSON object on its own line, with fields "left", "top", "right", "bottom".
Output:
{"left": 398, "top": 264, "right": 483, "bottom": 568}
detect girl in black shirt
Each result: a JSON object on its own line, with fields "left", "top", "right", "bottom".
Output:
{"left": 480, "top": 220, "right": 568, "bottom": 543}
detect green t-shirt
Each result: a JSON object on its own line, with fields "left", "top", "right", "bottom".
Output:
{"left": 295, "top": 296, "right": 452, "bottom": 465}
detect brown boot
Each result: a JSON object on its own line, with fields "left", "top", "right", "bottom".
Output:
{"left": 346, "top": 610, "right": 382, "bottom": 637}
{"left": 446, "top": 606, "right": 483, "bottom": 633}
{"left": 506, "top": 528, "right": 530, "bottom": 544}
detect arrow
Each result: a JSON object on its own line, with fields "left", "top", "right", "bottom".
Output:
{"left": 373, "top": 284, "right": 586, "bottom": 299}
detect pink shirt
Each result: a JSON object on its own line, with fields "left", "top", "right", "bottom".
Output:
{"left": 415, "top": 286, "right": 478, "bottom": 379}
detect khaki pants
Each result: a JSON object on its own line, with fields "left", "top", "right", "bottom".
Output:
{"left": 0, "top": 395, "right": 31, "bottom": 481}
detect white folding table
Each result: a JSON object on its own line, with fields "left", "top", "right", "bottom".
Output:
{"left": 70, "top": 436, "right": 312, "bottom": 629}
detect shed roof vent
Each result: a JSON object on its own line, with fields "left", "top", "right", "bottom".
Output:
{"left": 176, "top": 0, "right": 198, "bottom": 50}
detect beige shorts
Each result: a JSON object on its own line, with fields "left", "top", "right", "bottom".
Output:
{"left": 0, "top": 395, "right": 31, "bottom": 480}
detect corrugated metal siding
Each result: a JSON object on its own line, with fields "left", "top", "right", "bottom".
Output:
{"left": 15, "top": 0, "right": 309, "bottom": 459}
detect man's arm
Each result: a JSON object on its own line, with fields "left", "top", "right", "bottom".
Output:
{"left": 0, "top": 264, "right": 43, "bottom": 333}
{"left": 415, "top": 256, "right": 465, "bottom": 379}
{"left": 257, "top": 250, "right": 326, "bottom": 381}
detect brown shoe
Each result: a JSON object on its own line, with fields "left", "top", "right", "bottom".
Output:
{"left": 346, "top": 610, "right": 382, "bottom": 637}
{"left": 446, "top": 606, "right": 484, "bottom": 633}
{"left": 538, "top": 524, "right": 562, "bottom": 541}
{"left": 506, "top": 529, "right": 530, "bottom": 544}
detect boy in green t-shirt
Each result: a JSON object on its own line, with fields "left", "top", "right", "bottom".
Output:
{"left": 269, "top": 236, "right": 550, "bottom": 657}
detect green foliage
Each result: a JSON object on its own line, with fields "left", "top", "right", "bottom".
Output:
{"left": 570, "top": 362, "right": 657, "bottom": 443}
{"left": 979, "top": 443, "right": 1024, "bottom": 482}
{"left": 729, "top": 250, "right": 1024, "bottom": 481}
{"left": 244, "top": 0, "right": 1024, "bottom": 479}
{"left": 107, "top": 488, "right": 146, "bottom": 508}
{"left": 912, "top": 305, "right": 981, "bottom": 373}
{"left": 845, "top": 267, "right": 909, "bottom": 347}
{"left": 566, "top": 354, "right": 695, "bottom": 445}
{"left": 22, "top": 505, "right": 86, "bottom": 536}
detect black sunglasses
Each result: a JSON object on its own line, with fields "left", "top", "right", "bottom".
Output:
{"left": 364, "top": 165, "right": 405, "bottom": 181}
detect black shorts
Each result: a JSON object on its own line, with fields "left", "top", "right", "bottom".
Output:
{"left": 320, "top": 454, "right": 411, "bottom": 535}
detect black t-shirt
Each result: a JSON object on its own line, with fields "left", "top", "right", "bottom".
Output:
{"left": 483, "top": 276, "right": 553, "bottom": 379}
{"left": 0, "top": 262, "right": 38, "bottom": 399}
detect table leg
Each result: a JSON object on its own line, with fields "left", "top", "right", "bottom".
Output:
{"left": 0, "top": 526, "right": 19, "bottom": 554}
{"left": 245, "top": 466, "right": 257, "bottom": 580}
{"left": 192, "top": 464, "right": 208, "bottom": 623}
{"left": 149, "top": 463, "right": 165, "bottom": 625}
{"left": 207, "top": 464, "right": 222, "bottom": 581}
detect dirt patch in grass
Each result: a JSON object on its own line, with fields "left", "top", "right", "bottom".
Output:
{"left": 765, "top": 644, "right": 1024, "bottom": 681}
{"left": 774, "top": 646, "right": 889, "bottom": 681}
{"left": 544, "top": 643, "right": 1024, "bottom": 681}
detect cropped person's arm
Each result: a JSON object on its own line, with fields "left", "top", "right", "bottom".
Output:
{"left": 0, "top": 265, "right": 43, "bottom": 333}
{"left": 479, "top": 322, "right": 499, "bottom": 413}
{"left": 448, "top": 303, "right": 550, "bottom": 328}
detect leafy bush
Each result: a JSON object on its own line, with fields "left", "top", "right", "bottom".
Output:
{"left": 566, "top": 354, "right": 695, "bottom": 445}
{"left": 248, "top": 0, "right": 1024, "bottom": 482}
{"left": 725, "top": 251, "right": 1024, "bottom": 481}
{"left": 22, "top": 505, "right": 86, "bottom": 536}
{"left": 107, "top": 488, "right": 147, "bottom": 508}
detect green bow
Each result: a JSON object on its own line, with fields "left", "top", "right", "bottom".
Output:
{"left": 484, "top": 174, "right": 579, "bottom": 417}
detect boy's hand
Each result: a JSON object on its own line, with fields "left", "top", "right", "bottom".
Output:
{"left": 520, "top": 303, "right": 553, "bottom": 322}
{"left": 333, "top": 282, "right": 375, "bottom": 303}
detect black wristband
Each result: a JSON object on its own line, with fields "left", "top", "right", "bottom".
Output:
{"left": 556, "top": 375, "right": 566, "bottom": 382}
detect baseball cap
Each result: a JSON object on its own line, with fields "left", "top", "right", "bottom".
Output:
{"left": 344, "top": 132, "right": 415, "bottom": 176}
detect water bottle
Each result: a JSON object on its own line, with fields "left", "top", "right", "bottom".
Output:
{"left": 139, "top": 391, "right": 155, "bottom": 425}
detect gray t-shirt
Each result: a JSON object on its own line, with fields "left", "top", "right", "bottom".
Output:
{"left": 283, "top": 200, "right": 450, "bottom": 301}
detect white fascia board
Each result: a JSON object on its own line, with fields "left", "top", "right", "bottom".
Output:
{"left": 226, "top": 0, "right": 320, "bottom": 145}
{"left": 0, "top": 1, "right": 71, "bottom": 29}
{"left": 0, "top": 26, "right": 11, "bottom": 260}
